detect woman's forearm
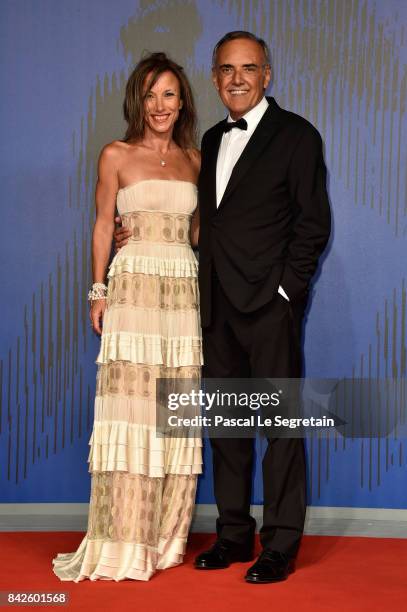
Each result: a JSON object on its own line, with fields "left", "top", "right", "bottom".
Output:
{"left": 92, "top": 220, "right": 115, "bottom": 283}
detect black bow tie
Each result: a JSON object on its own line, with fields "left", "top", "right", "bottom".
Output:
{"left": 222, "top": 118, "right": 248, "bottom": 133}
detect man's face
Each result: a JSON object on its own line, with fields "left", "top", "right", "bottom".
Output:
{"left": 212, "top": 38, "right": 271, "bottom": 120}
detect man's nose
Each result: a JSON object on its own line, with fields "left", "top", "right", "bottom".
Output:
{"left": 231, "top": 69, "right": 245, "bottom": 85}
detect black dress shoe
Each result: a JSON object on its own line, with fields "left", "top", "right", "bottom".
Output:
{"left": 194, "top": 539, "right": 254, "bottom": 569}
{"left": 245, "top": 550, "right": 294, "bottom": 583}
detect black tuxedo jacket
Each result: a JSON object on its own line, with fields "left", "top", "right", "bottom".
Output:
{"left": 197, "top": 97, "right": 331, "bottom": 328}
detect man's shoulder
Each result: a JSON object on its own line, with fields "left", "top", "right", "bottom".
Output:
{"left": 274, "top": 101, "right": 322, "bottom": 142}
{"left": 272, "top": 102, "right": 325, "bottom": 160}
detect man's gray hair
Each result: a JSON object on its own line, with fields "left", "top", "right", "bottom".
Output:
{"left": 212, "top": 30, "right": 271, "bottom": 68}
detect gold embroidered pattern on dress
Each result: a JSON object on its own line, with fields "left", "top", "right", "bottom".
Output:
{"left": 96, "top": 363, "right": 200, "bottom": 398}
{"left": 107, "top": 272, "right": 199, "bottom": 310}
{"left": 87, "top": 472, "right": 197, "bottom": 545}
{"left": 121, "top": 211, "right": 191, "bottom": 245}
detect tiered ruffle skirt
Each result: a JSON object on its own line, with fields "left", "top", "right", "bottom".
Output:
{"left": 53, "top": 204, "right": 203, "bottom": 581}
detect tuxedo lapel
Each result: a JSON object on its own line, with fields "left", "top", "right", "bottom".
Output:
{"left": 217, "top": 98, "right": 284, "bottom": 211}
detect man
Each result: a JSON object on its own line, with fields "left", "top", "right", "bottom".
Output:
{"left": 194, "top": 31, "right": 330, "bottom": 584}
{"left": 115, "top": 31, "right": 331, "bottom": 584}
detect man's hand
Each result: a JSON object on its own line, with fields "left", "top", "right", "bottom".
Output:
{"left": 114, "top": 216, "right": 131, "bottom": 252}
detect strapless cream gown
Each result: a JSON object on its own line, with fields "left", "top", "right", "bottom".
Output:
{"left": 52, "top": 180, "right": 203, "bottom": 581}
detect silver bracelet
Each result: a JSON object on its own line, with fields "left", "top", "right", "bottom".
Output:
{"left": 88, "top": 282, "right": 108, "bottom": 301}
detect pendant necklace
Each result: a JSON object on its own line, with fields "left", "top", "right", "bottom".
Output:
{"left": 143, "top": 142, "right": 172, "bottom": 166}
{"left": 156, "top": 146, "right": 171, "bottom": 167}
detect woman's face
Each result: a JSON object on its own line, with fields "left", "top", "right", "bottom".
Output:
{"left": 143, "top": 70, "right": 183, "bottom": 135}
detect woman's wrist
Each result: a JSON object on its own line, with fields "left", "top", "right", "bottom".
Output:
{"left": 88, "top": 282, "right": 108, "bottom": 301}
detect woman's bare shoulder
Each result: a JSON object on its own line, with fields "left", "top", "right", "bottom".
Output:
{"left": 187, "top": 147, "right": 201, "bottom": 159}
{"left": 100, "top": 140, "right": 129, "bottom": 159}
{"left": 186, "top": 147, "right": 201, "bottom": 172}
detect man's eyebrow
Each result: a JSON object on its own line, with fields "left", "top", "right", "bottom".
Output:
{"left": 218, "top": 63, "right": 260, "bottom": 69}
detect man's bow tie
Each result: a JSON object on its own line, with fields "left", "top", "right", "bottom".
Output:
{"left": 222, "top": 118, "right": 248, "bottom": 133}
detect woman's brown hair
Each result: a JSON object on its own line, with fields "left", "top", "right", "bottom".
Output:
{"left": 123, "top": 52, "right": 197, "bottom": 149}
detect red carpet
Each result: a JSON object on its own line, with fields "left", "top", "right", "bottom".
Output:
{"left": 0, "top": 533, "right": 406, "bottom": 611}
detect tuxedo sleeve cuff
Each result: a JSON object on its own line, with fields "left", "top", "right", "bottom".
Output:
{"left": 280, "top": 265, "right": 309, "bottom": 302}
{"left": 278, "top": 285, "right": 290, "bottom": 301}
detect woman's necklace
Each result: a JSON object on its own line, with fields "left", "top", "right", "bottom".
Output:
{"left": 157, "top": 146, "right": 171, "bottom": 166}
{"left": 143, "top": 143, "right": 172, "bottom": 166}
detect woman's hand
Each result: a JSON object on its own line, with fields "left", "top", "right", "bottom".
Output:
{"left": 114, "top": 216, "right": 132, "bottom": 252}
{"left": 90, "top": 299, "right": 107, "bottom": 335}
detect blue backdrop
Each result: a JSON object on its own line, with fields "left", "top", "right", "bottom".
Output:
{"left": 0, "top": 0, "right": 406, "bottom": 509}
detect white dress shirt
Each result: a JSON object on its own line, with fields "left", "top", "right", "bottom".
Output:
{"left": 216, "top": 97, "right": 269, "bottom": 206}
{"left": 215, "top": 97, "right": 289, "bottom": 301}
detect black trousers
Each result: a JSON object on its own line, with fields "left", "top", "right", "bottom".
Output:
{"left": 202, "top": 272, "right": 306, "bottom": 558}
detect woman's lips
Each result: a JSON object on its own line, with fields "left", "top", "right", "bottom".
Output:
{"left": 151, "top": 114, "right": 171, "bottom": 122}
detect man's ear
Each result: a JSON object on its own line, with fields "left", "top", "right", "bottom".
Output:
{"left": 264, "top": 64, "right": 272, "bottom": 90}
{"left": 211, "top": 68, "right": 220, "bottom": 91}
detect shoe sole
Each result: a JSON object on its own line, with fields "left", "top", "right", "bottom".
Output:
{"left": 194, "top": 564, "right": 230, "bottom": 570}
{"left": 194, "top": 556, "right": 254, "bottom": 570}
{"left": 245, "top": 574, "right": 289, "bottom": 584}
{"left": 245, "top": 566, "right": 294, "bottom": 584}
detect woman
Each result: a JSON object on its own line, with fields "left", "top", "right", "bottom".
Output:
{"left": 52, "top": 52, "right": 202, "bottom": 581}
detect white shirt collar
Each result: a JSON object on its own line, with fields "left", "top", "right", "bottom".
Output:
{"left": 226, "top": 96, "right": 269, "bottom": 135}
